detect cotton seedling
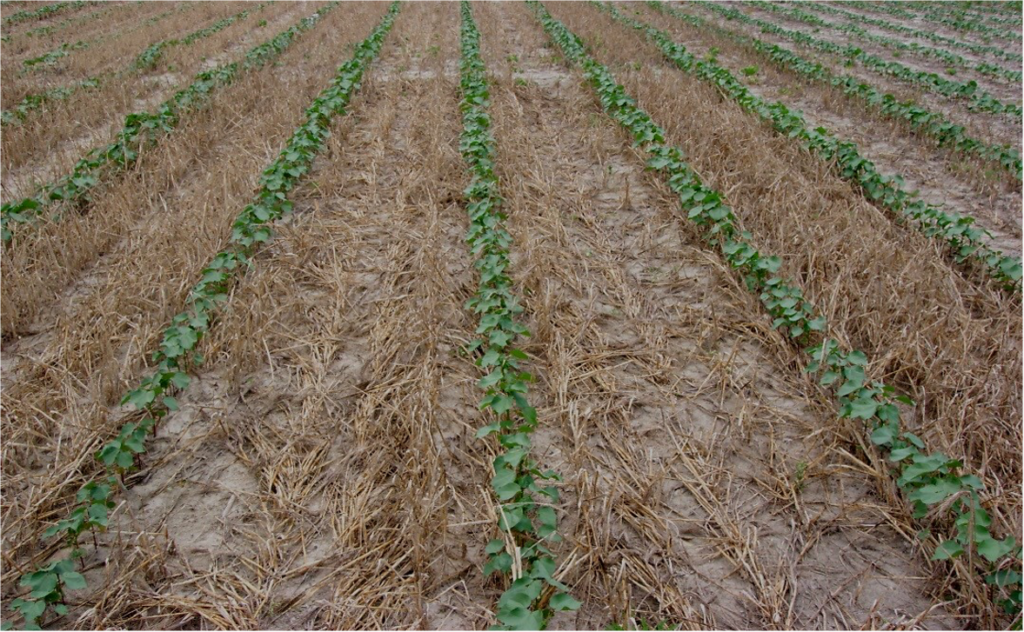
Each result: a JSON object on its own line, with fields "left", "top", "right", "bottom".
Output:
{"left": 459, "top": 4, "right": 578, "bottom": 628}
{"left": 532, "top": 1, "right": 1023, "bottom": 623}
{"left": 1, "top": 6, "right": 400, "bottom": 628}
{"left": 681, "top": 1, "right": 1022, "bottom": 181}
{"left": 629, "top": 1, "right": 1022, "bottom": 292}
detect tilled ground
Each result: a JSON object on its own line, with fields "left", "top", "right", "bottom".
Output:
{"left": 0, "top": 1, "right": 1020, "bottom": 630}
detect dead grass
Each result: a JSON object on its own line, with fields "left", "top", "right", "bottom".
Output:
{"left": 547, "top": 3, "right": 1021, "bottom": 625}
{"left": 0, "top": 1, "right": 300, "bottom": 180}
{"left": 471, "top": 3, "right": 952, "bottom": 629}
{"left": 0, "top": 2, "right": 1017, "bottom": 630}
{"left": 1, "top": 0, "right": 385, "bottom": 603}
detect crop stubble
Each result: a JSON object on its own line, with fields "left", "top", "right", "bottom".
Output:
{"left": 0, "top": 1, "right": 1020, "bottom": 629}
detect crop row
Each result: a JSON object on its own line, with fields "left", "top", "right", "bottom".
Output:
{"left": 134, "top": 3, "right": 262, "bottom": 70}
{"left": 2, "top": 1, "right": 90, "bottom": 27}
{"left": 732, "top": 2, "right": 1022, "bottom": 118}
{"left": 845, "top": 0, "right": 1023, "bottom": 42}
{"left": 532, "top": 1, "right": 1023, "bottom": 624}
{"left": 0, "top": 77, "right": 99, "bottom": 126}
{"left": 1, "top": 5, "right": 399, "bottom": 629}
{"left": 892, "top": 1, "right": 1023, "bottom": 28}
{"left": 10, "top": 1, "right": 113, "bottom": 41}
{"left": 876, "top": 0, "right": 1019, "bottom": 21}
{"left": 848, "top": 0, "right": 1022, "bottom": 33}
{"left": 17, "top": 6, "right": 181, "bottom": 71}
{"left": 458, "top": 4, "right": 579, "bottom": 628}
{"left": 0, "top": 4, "right": 241, "bottom": 126}
{"left": 752, "top": 1, "right": 1021, "bottom": 84}
{"left": 21, "top": 38, "right": 88, "bottom": 68}
{"left": 617, "top": 2, "right": 1021, "bottom": 291}
{"left": 0, "top": 3, "right": 339, "bottom": 242}
{"left": 909, "top": 2, "right": 1019, "bottom": 29}
{"left": 798, "top": 1, "right": 1023, "bottom": 64}
{"left": 691, "top": 1, "right": 1022, "bottom": 180}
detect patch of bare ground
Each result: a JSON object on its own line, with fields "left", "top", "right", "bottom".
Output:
{"left": 471, "top": 3, "right": 954, "bottom": 629}
{"left": 676, "top": 2, "right": 1023, "bottom": 158}
{"left": 634, "top": 3, "right": 1022, "bottom": 256}
{"left": 548, "top": 2, "right": 1022, "bottom": 624}
{"left": 0, "top": 5, "right": 390, "bottom": 621}
{"left": 740, "top": 2, "right": 1022, "bottom": 105}
{"left": 0, "top": 1, "right": 302, "bottom": 185}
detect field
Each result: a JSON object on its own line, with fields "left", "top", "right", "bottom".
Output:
{"left": 0, "top": 0, "right": 1022, "bottom": 629}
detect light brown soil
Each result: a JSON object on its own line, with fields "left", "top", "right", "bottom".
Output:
{"left": 676, "top": 2, "right": 1023, "bottom": 157}
{"left": 0, "top": 1, "right": 1019, "bottom": 630}
{"left": 633, "top": 3, "right": 1022, "bottom": 257}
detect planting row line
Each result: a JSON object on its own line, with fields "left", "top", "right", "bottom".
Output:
{"left": 458, "top": 3, "right": 579, "bottom": 628}
{"left": 689, "top": 1, "right": 1022, "bottom": 180}
{"left": 0, "top": 3, "right": 338, "bottom": 242}
{"left": 1, "top": 5, "right": 400, "bottom": 629}
{"left": 887, "top": 0, "right": 1023, "bottom": 28}
{"left": 618, "top": 2, "right": 1022, "bottom": 291}
{"left": 2, "top": 1, "right": 91, "bottom": 27}
{"left": 134, "top": 3, "right": 263, "bottom": 70}
{"left": 18, "top": 5, "right": 182, "bottom": 71}
{"left": 533, "top": 1, "right": 1023, "bottom": 624}
{"left": 1, "top": 3, "right": 252, "bottom": 126}
{"left": 4, "top": 1, "right": 114, "bottom": 42}
{"left": 876, "top": 0, "right": 1019, "bottom": 22}
{"left": 750, "top": 1, "right": 1021, "bottom": 84}
{"left": 843, "top": 0, "right": 1023, "bottom": 42}
{"left": 735, "top": 1, "right": 1022, "bottom": 118}
{"left": 797, "top": 1, "right": 1023, "bottom": 64}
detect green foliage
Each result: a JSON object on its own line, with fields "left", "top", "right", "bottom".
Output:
{"left": 459, "top": 4, "right": 577, "bottom": 628}
{"left": 134, "top": 4, "right": 265, "bottom": 70}
{"left": 635, "top": 1, "right": 1021, "bottom": 292}
{"left": 0, "top": 77, "right": 100, "bottom": 129}
{"left": 3, "top": 1, "right": 90, "bottom": 26}
{"left": 1, "top": 3, "right": 339, "bottom": 242}
{"left": 536, "top": 1, "right": 1023, "bottom": 623}
{"left": 752, "top": 1, "right": 1022, "bottom": 84}
{"left": 687, "top": 1, "right": 1022, "bottom": 181}
{"left": 22, "top": 40, "right": 89, "bottom": 69}
{"left": 1, "top": 6, "right": 400, "bottom": 629}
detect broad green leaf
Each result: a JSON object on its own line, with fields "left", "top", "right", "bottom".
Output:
{"left": 550, "top": 592, "right": 582, "bottom": 611}
{"left": 932, "top": 540, "right": 964, "bottom": 560}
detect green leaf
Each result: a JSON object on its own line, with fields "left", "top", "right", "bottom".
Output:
{"left": 60, "top": 571, "right": 87, "bottom": 590}
{"left": 550, "top": 592, "right": 582, "bottom": 611}
{"left": 25, "top": 573, "right": 57, "bottom": 599}
{"left": 849, "top": 397, "right": 878, "bottom": 420}
{"left": 932, "top": 540, "right": 964, "bottom": 560}
{"left": 496, "top": 606, "right": 545, "bottom": 630}
{"left": 870, "top": 423, "right": 897, "bottom": 446}
{"left": 476, "top": 423, "right": 501, "bottom": 439}
{"left": 485, "top": 538, "right": 505, "bottom": 555}
{"left": 977, "top": 536, "right": 1016, "bottom": 562}
{"left": 484, "top": 552, "right": 513, "bottom": 576}
{"left": 908, "top": 477, "right": 962, "bottom": 505}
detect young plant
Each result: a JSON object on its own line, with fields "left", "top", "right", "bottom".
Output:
{"left": 1, "top": 6, "right": 400, "bottom": 628}
{"left": 632, "top": 1, "right": 1022, "bottom": 292}
{"left": 533, "top": 2, "right": 1023, "bottom": 624}
{"left": 459, "top": 4, "right": 579, "bottom": 628}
